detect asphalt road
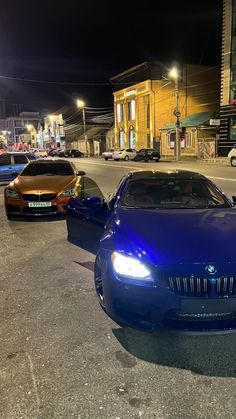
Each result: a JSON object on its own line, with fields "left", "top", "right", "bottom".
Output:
{"left": 1, "top": 158, "right": 236, "bottom": 419}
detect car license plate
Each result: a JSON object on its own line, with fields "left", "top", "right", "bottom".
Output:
{"left": 181, "top": 299, "right": 236, "bottom": 313}
{"left": 28, "top": 202, "right": 52, "bottom": 207}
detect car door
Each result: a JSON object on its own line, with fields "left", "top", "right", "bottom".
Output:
{"left": 0, "top": 154, "right": 14, "bottom": 182}
{"left": 66, "top": 176, "right": 111, "bottom": 254}
{"left": 13, "top": 154, "right": 29, "bottom": 175}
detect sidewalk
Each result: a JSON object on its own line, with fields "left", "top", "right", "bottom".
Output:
{"left": 199, "top": 157, "right": 228, "bottom": 165}
{"left": 159, "top": 156, "right": 229, "bottom": 165}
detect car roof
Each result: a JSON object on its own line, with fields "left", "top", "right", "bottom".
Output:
{"left": 0, "top": 152, "right": 35, "bottom": 156}
{"left": 29, "top": 158, "right": 71, "bottom": 164}
{"left": 128, "top": 170, "right": 207, "bottom": 181}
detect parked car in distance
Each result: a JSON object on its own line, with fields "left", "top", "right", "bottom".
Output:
{"left": 0, "top": 152, "right": 37, "bottom": 183}
{"left": 66, "top": 169, "right": 236, "bottom": 333}
{"left": 112, "top": 148, "right": 137, "bottom": 161}
{"left": 68, "top": 149, "right": 84, "bottom": 158}
{"left": 48, "top": 149, "right": 61, "bottom": 157}
{"left": 29, "top": 148, "right": 47, "bottom": 158}
{"left": 58, "top": 149, "right": 84, "bottom": 158}
{"left": 227, "top": 147, "right": 236, "bottom": 166}
{"left": 4, "top": 159, "right": 87, "bottom": 218}
{"left": 102, "top": 149, "right": 114, "bottom": 160}
{"left": 134, "top": 148, "right": 160, "bottom": 162}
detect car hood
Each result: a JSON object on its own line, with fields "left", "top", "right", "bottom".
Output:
{"left": 112, "top": 208, "right": 236, "bottom": 269}
{"left": 10, "top": 175, "right": 76, "bottom": 193}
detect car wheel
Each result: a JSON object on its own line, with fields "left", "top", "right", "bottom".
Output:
{"left": 105, "top": 157, "right": 108, "bottom": 161}
{"left": 155, "top": 158, "right": 160, "bottom": 162}
{"left": 124, "top": 155, "right": 129, "bottom": 161}
{"left": 94, "top": 256, "right": 106, "bottom": 311}
{"left": 231, "top": 157, "right": 236, "bottom": 167}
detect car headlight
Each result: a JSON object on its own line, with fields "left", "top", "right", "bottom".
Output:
{"left": 5, "top": 189, "right": 20, "bottom": 199}
{"left": 111, "top": 251, "right": 151, "bottom": 279}
{"left": 59, "top": 188, "right": 76, "bottom": 197}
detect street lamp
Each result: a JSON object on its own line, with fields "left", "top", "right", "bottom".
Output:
{"left": 168, "top": 67, "right": 181, "bottom": 162}
{"left": 76, "top": 99, "right": 88, "bottom": 156}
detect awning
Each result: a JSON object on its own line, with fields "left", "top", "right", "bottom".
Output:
{"left": 161, "top": 111, "right": 214, "bottom": 130}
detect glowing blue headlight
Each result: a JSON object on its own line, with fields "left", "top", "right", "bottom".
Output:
{"left": 111, "top": 251, "right": 151, "bottom": 279}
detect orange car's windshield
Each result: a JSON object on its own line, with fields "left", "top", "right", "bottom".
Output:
{"left": 21, "top": 163, "right": 74, "bottom": 176}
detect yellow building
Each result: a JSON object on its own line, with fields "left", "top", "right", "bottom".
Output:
{"left": 113, "top": 63, "right": 220, "bottom": 157}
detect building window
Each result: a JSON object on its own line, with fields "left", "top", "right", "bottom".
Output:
{"left": 147, "top": 102, "right": 150, "bottom": 129}
{"left": 185, "top": 132, "right": 192, "bottom": 148}
{"left": 119, "top": 129, "right": 125, "bottom": 148}
{"left": 129, "top": 126, "right": 135, "bottom": 148}
{"left": 147, "top": 134, "right": 151, "bottom": 147}
{"left": 230, "top": 116, "right": 236, "bottom": 141}
{"left": 168, "top": 132, "right": 175, "bottom": 149}
{"left": 117, "top": 103, "right": 123, "bottom": 123}
{"left": 128, "top": 100, "right": 135, "bottom": 121}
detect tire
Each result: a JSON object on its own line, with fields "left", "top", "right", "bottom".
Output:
{"left": 231, "top": 157, "right": 236, "bottom": 167}
{"left": 94, "top": 257, "right": 106, "bottom": 311}
{"left": 155, "top": 158, "right": 160, "bottom": 162}
{"left": 124, "top": 155, "right": 129, "bottom": 161}
{"left": 105, "top": 157, "right": 108, "bottom": 161}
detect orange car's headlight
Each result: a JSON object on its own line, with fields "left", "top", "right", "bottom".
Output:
{"left": 5, "top": 188, "right": 20, "bottom": 199}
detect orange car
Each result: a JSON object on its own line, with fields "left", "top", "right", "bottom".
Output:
{"left": 4, "top": 159, "right": 86, "bottom": 218}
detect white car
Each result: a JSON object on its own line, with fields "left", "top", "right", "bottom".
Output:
{"left": 29, "top": 148, "right": 48, "bottom": 158}
{"left": 112, "top": 148, "right": 137, "bottom": 161}
{"left": 102, "top": 149, "right": 114, "bottom": 160}
{"left": 228, "top": 147, "right": 236, "bottom": 166}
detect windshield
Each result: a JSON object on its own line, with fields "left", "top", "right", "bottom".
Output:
{"left": 120, "top": 178, "right": 229, "bottom": 209}
{"left": 21, "top": 162, "right": 74, "bottom": 176}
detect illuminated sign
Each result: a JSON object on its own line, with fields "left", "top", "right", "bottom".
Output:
{"left": 125, "top": 89, "right": 137, "bottom": 97}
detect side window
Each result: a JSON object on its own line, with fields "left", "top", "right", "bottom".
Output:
{"left": 14, "top": 155, "right": 28, "bottom": 164}
{"left": 80, "top": 176, "right": 104, "bottom": 200}
{"left": 0, "top": 155, "right": 12, "bottom": 165}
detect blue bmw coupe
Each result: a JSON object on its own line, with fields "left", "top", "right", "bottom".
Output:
{"left": 66, "top": 170, "right": 236, "bottom": 333}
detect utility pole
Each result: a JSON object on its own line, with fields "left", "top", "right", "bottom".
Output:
{"left": 82, "top": 107, "right": 89, "bottom": 156}
{"left": 76, "top": 99, "right": 89, "bottom": 156}
{"left": 169, "top": 67, "right": 181, "bottom": 161}
{"left": 174, "top": 76, "right": 181, "bottom": 162}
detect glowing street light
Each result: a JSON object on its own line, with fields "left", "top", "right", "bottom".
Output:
{"left": 76, "top": 99, "right": 88, "bottom": 156}
{"left": 168, "top": 66, "right": 180, "bottom": 162}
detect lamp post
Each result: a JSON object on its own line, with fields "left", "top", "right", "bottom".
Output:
{"left": 169, "top": 67, "right": 180, "bottom": 162}
{"left": 76, "top": 99, "right": 89, "bottom": 156}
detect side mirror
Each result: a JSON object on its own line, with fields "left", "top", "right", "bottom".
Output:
{"left": 82, "top": 196, "right": 102, "bottom": 207}
{"left": 232, "top": 196, "right": 236, "bottom": 205}
{"left": 77, "top": 170, "right": 86, "bottom": 176}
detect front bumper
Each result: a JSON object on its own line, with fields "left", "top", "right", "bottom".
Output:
{"left": 101, "top": 266, "right": 236, "bottom": 333}
{"left": 5, "top": 196, "right": 70, "bottom": 217}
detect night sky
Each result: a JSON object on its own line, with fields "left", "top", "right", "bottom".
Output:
{"left": 0, "top": 0, "right": 222, "bottom": 113}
